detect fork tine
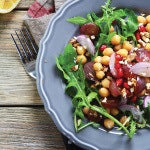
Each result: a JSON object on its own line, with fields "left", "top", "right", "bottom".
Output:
{"left": 11, "top": 34, "right": 26, "bottom": 64}
{"left": 24, "top": 27, "right": 38, "bottom": 54}
{"left": 15, "top": 31, "right": 31, "bottom": 61}
{"left": 20, "top": 30, "right": 36, "bottom": 59}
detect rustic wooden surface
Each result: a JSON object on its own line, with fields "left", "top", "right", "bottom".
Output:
{"left": 0, "top": 0, "right": 65, "bottom": 149}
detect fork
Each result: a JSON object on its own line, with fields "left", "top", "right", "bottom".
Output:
{"left": 11, "top": 28, "right": 38, "bottom": 79}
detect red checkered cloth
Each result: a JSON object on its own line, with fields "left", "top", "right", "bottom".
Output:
{"left": 27, "top": 0, "right": 55, "bottom": 18}
{"left": 24, "top": 0, "right": 66, "bottom": 45}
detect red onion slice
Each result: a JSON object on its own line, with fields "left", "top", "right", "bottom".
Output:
{"left": 76, "top": 35, "right": 95, "bottom": 55}
{"left": 130, "top": 62, "right": 150, "bottom": 77}
{"left": 143, "top": 96, "right": 150, "bottom": 108}
{"left": 119, "top": 97, "right": 128, "bottom": 105}
{"left": 119, "top": 105, "right": 144, "bottom": 123}
{"left": 134, "top": 77, "right": 146, "bottom": 94}
{"left": 109, "top": 80, "right": 121, "bottom": 97}
{"left": 109, "top": 53, "right": 117, "bottom": 77}
{"left": 136, "top": 48, "right": 150, "bottom": 62}
{"left": 83, "top": 62, "right": 96, "bottom": 81}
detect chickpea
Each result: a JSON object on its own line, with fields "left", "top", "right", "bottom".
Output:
{"left": 146, "top": 15, "right": 150, "bottom": 23}
{"left": 96, "top": 71, "right": 105, "bottom": 79}
{"left": 137, "top": 16, "right": 147, "bottom": 25}
{"left": 83, "top": 107, "right": 89, "bottom": 115}
{"left": 101, "top": 56, "right": 110, "bottom": 66}
{"left": 114, "top": 44, "right": 122, "bottom": 51}
{"left": 146, "top": 23, "right": 150, "bottom": 33}
{"left": 122, "top": 41, "right": 132, "bottom": 51}
{"left": 145, "top": 77, "right": 150, "bottom": 83}
{"left": 93, "top": 63, "right": 103, "bottom": 71}
{"left": 120, "top": 116, "right": 129, "bottom": 126}
{"left": 103, "top": 48, "right": 114, "bottom": 57}
{"left": 76, "top": 46, "right": 86, "bottom": 55}
{"left": 98, "top": 88, "right": 109, "bottom": 97}
{"left": 109, "top": 26, "right": 115, "bottom": 33}
{"left": 110, "top": 108, "right": 119, "bottom": 116}
{"left": 104, "top": 119, "right": 114, "bottom": 129}
{"left": 76, "top": 55, "right": 87, "bottom": 64}
{"left": 145, "top": 43, "right": 150, "bottom": 50}
{"left": 111, "top": 35, "right": 121, "bottom": 45}
{"left": 116, "top": 49, "right": 128, "bottom": 58}
{"left": 94, "top": 56, "right": 102, "bottom": 63}
{"left": 101, "top": 78, "right": 110, "bottom": 88}
{"left": 137, "top": 44, "right": 141, "bottom": 48}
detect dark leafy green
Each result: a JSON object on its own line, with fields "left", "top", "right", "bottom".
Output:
{"left": 67, "top": 16, "right": 89, "bottom": 25}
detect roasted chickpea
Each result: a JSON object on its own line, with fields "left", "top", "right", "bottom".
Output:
{"left": 137, "top": 16, "right": 147, "bottom": 25}
{"left": 76, "top": 55, "right": 87, "bottom": 64}
{"left": 111, "top": 35, "right": 121, "bottom": 45}
{"left": 122, "top": 41, "right": 133, "bottom": 51}
{"left": 117, "top": 49, "right": 128, "bottom": 58}
{"left": 93, "top": 63, "right": 103, "bottom": 71}
{"left": 137, "top": 44, "right": 141, "bottom": 48}
{"left": 145, "top": 43, "right": 150, "bottom": 50}
{"left": 98, "top": 88, "right": 109, "bottom": 97}
{"left": 109, "top": 26, "right": 115, "bottom": 33}
{"left": 101, "top": 56, "right": 110, "bottom": 66}
{"left": 96, "top": 71, "right": 105, "bottom": 79}
{"left": 111, "top": 108, "right": 119, "bottom": 116}
{"left": 104, "top": 119, "right": 114, "bottom": 129}
{"left": 103, "top": 48, "right": 114, "bottom": 56}
{"left": 145, "top": 77, "right": 150, "bottom": 83}
{"left": 146, "top": 15, "right": 150, "bottom": 23}
{"left": 83, "top": 107, "right": 89, "bottom": 115}
{"left": 146, "top": 23, "right": 150, "bottom": 33}
{"left": 114, "top": 44, "right": 122, "bottom": 51}
{"left": 76, "top": 46, "right": 86, "bottom": 55}
{"left": 120, "top": 116, "right": 129, "bottom": 126}
{"left": 101, "top": 78, "right": 110, "bottom": 88}
{"left": 94, "top": 56, "right": 102, "bottom": 63}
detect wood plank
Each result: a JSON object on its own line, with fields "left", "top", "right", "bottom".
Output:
{"left": 0, "top": 11, "right": 41, "bottom": 105}
{"left": 0, "top": 107, "right": 64, "bottom": 149}
{"left": 16, "top": 0, "right": 35, "bottom": 9}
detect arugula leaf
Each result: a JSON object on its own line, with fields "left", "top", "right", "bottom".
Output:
{"left": 96, "top": 32, "right": 116, "bottom": 49}
{"left": 91, "top": 12, "right": 99, "bottom": 21}
{"left": 144, "top": 103, "right": 150, "bottom": 124}
{"left": 67, "top": 16, "right": 89, "bottom": 25}
{"left": 129, "top": 120, "right": 136, "bottom": 138}
{"left": 87, "top": 13, "right": 93, "bottom": 22}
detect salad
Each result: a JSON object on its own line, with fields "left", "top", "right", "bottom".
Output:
{"left": 56, "top": 0, "right": 150, "bottom": 138}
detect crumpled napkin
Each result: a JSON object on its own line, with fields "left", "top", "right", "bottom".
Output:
{"left": 24, "top": 0, "right": 66, "bottom": 45}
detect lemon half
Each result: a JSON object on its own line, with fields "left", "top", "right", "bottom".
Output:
{"left": 0, "top": 0, "right": 21, "bottom": 14}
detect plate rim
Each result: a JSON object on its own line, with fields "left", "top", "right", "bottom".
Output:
{"left": 36, "top": 0, "right": 99, "bottom": 149}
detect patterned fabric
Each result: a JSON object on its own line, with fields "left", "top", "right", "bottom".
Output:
{"left": 27, "top": 0, "right": 55, "bottom": 18}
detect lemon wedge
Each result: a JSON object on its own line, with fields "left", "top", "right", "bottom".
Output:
{"left": 0, "top": 0, "right": 21, "bottom": 14}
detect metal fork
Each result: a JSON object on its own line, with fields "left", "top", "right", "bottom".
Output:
{"left": 11, "top": 28, "right": 38, "bottom": 79}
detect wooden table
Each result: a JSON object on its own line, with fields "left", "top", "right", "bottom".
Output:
{"left": 0, "top": 0, "right": 65, "bottom": 149}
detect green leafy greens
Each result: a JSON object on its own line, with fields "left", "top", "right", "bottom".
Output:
{"left": 56, "top": 43, "right": 136, "bottom": 138}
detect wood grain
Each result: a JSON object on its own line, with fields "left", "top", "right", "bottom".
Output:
{"left": 0, "top": 107, "right": 64, "bottom": 150}
{"left": 0, "top": 11, "right": 41, "bottom": 105}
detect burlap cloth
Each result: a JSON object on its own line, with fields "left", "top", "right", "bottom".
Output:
{"left": 24, "top": 0, "right": 66, "bottom": 46}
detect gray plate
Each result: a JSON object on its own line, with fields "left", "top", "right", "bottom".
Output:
{"left": 36, "top": 0, "right": 150, "bottom": 149}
